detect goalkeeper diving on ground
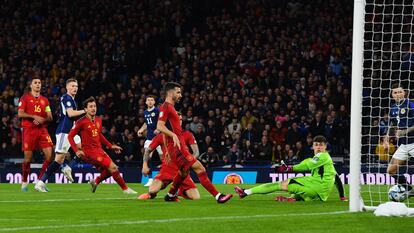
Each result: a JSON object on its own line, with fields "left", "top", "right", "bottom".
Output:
{"left": 235, "top": 135, "right": 347, "bottom": 201}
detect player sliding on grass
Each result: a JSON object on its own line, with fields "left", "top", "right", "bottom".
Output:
{"left": 67, "top": 97, "right": 136, "bottom": 194}
{"left": 235, "top": 135, "right": 337, "bottom": 201}
{"left": 138, "top": 112, "right": 200, "bottom": 200}
{"left": 157, "top": 82, "right": 232, "bottom": 203}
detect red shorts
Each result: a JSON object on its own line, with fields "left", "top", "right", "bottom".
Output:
{"left": 155, "top": 164, "right": 197, "bottom": 195}
{"left": 22, "top": 127, "right": 53, "bottom": 151}
{"left": 167, "top": 142, "right": 197, "bottom": 171}
{"left": 82, "top": 149, "right": 112, "bottom": 170}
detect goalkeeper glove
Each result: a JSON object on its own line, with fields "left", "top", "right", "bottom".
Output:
{"left": 277, "top": 161, "right": 293, "bottom": 173}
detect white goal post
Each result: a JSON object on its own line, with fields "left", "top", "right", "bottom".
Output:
{"left": 350, "top": 0, "right": 364, "bottom": 212}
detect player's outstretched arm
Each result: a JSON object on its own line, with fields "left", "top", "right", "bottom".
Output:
{"left": 66, "top": 108, "right": 86, "bottom": 118}
{"left": 293, "top": 155, "right": 329, "bottom": 172}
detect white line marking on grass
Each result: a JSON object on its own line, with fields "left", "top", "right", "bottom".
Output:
{"left": 0, "top": 211, "right": 351, "bottom": 232}
{"left": 0, "top": 197, "right": 135, "bottom": 203}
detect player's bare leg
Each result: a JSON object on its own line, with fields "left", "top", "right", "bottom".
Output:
{"left": 34, "top": 147, "right": 54, "bottom": 192}
{"left": 388, "top": 158, "right": 413, "bottom": 195}
{"left": 21, "top": 151, "right": 33, "bottom": 192}
{"left": 183, "top": 188, "right": 200, "bottom": 200}
{"left": 107, "top": 161, "right": 136, "bottom": 194}
{"left": 191, "top": 160, "right": 233, "bottom": 203}
{"left": 138, "top": 179, "right": 163, "bottom": 199}
{"left": 165, "top": 170, "right": 188, "bottom": 202}
{"left": 38, "top": 147, "right": 53, "bottom": 181}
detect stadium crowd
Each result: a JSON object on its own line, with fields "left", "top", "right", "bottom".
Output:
{"left": 0, "top": 0, "right": 353, "bottom": 166}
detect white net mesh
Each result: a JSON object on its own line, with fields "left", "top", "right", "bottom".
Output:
{"left": 362, "top": 0, "right": 414, "bottom": 207}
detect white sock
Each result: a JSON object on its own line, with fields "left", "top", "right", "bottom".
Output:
{"left": 215, "top": 193, "right": 222, "bottom": 200}
{"left": 245, "top": 189, "right": 252, "bottom": 195}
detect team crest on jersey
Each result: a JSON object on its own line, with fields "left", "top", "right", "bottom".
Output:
{"left": 40, "top": 100, "right": 45, "bottom": 105}
{"left": 401, "top": 108, "right": 406, "bottom": 114}
{"left": 30, "top": 100, "right": 33, "bottom": 103}
{"left": 96, "top": 122, "right": 100, "bottom": 128}
{"left": 18, "top": 102, "right": 22, "bottom": 107}
{"left": 67, "top": 101, "right": 72, "bottom": 107}
{"left": 159, "top": 111, "right": 164, "bottom": 117}
{"left": 151, "top": 112, "right": 156, "bottom": 117}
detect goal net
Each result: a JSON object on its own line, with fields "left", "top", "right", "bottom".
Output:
{"left": 354, "top": 0, "right": 414, "bottom": 209}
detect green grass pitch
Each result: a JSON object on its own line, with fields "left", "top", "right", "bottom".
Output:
{"left": 0, "top": 184, "right": 411, "bottom": 233}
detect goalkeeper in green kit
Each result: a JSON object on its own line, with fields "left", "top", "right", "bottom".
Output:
{"left": 235, "top": 135, "right": 343, "bottom": 201}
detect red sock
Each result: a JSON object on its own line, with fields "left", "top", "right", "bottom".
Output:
{"left": 22, "top": 162, "right": 30, "bottom": 182}
{"left": 96, "top": 170, "right": 111, "bottom": 184}
{"left": 111, "top": 171, "right": 128, "bottom": 190}
{"left": 38, "top": 160, "right": 51, "bottom": 180}
{"left": 168, "top": 174, "right": 187, "bottom": 195}
{"left": 198, "top": 171, "right": 219, "bottom": 197}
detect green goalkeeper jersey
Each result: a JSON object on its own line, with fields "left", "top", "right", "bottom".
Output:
{"left": 291, "top": 151, "right": 336, "bottom": 201}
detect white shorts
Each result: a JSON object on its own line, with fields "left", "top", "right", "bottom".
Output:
{"left": 144, "top": 140, "right": 163, "bottom": 155}
{"left": 55, "top": 133, "right": 81, "bottom": 153}
{"left": 392, "top": 143, "right": 414, "bottom": 161}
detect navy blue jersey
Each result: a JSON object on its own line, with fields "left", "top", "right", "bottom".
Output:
{"left": 390, "top": 98, "right": 414, "bottom": 144}
{"left": 56, "top": 94, "right": 78, "bottom": 134}
{"left": 144, "top": 107, "right": 159, "bottom": 140}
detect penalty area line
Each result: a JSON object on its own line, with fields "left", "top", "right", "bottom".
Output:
{"left": 0, "top": 211, "right": 351, "bottom": 232}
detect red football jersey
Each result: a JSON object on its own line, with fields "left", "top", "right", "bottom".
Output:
{"left": 150, "top": 132, "right": 196, "bottom": 164}
{"left": 68, "top": 116, "right": 112, "bottom": 153}
{"left": 158, "top": 102, "right": 182, "bottom": 142}
{"left": 18, "top": 93, "right": 50, "bottom": 128}
{"left": 182, "top": 130, "right": 197, "bottom": 146}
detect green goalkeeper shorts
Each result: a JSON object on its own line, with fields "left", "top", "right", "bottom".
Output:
{"left": 287, "top": 178, "right": 321, "bottom": 201}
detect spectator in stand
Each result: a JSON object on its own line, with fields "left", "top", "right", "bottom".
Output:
{"left": 272, "top": 144, "right": 285, "bottom": 164}
{"left": 225, "top": 143, "right": 243, "bottom": 165}
{"left": 123, "top": 133, "right": 138, "bottom": 162}
{"left": 255, "top": 136, "right": 273, "bottom": 161}
{"left": 199, "top": 147, "right": 220, "bottom": 167}
{"left": 241, "top": 110, "right": 257, "bottom": 130}
{"left": 285, "top": 122, "right": 303, "bottom": 146}
{"left": 242, "top": 123, "right": 259, "bottom": 144}
{"left": 228, "top": 118, "right": 241, "bottom": 136}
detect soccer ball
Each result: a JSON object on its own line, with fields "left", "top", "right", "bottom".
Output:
{"left": 388, "top": 184, "right": 408, "bottom": 202}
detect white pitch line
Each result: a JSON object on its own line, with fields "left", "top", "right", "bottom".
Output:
{"left": 0, "top": 211, "right": 350, "bottom": 232}
{"left": 0, "top": 197, "right": 135, "bottom": 203}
